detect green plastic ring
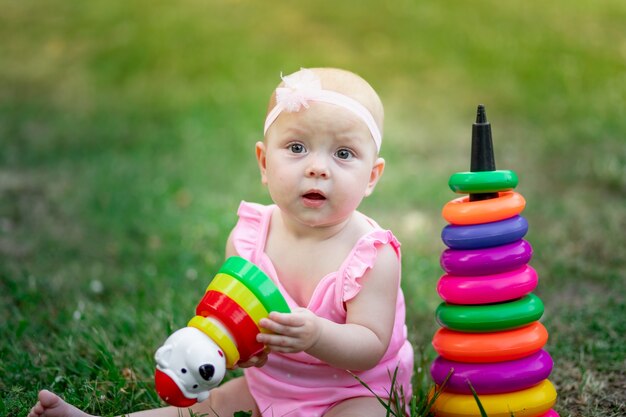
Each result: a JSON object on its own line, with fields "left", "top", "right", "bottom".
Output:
{"left": 449, "top": 170, "right": 518, "bottom": 194}
{"left": 436, "top": 294, "right": 544, "bottom": 332}
{"left": 219, "top": 256, "right": 291, "bottom": 314}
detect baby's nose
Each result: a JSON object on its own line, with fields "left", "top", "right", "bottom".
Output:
{"left": 306, "top": 157, "right": 330, "bottom": 178}
{"left": 306, "top": 153, "right": 330, "bottom": 178}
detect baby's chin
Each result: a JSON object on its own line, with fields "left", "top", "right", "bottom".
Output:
{"left": 297, "top": 212, "right": 357, "bottom": 230}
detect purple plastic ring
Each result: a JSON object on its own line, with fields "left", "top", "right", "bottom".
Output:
{"left": 440, "top": 239, "right": 533, "bottom": 276}
{"left": 430, "top": 349, "right": 553, "bottom": 394}
{"left": 441, "top": 215, "right": 528, "bottom": 249}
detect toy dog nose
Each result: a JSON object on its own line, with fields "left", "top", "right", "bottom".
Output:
{"left": 199, "top": 364, "right": 215, "bottom": 381}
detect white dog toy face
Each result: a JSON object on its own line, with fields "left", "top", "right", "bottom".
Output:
{"left": 154, "top": 327, "right": 226, "bottom": 407}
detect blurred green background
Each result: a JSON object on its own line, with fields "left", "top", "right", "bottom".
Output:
{"left": 1, "top": 1, "right": 625, "bottom": 416}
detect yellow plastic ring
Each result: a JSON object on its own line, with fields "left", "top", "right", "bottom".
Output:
{"left": 207, "top": 273, "right": 270, "bottom": 332}
{"left": 188, "top": 315, "right": 240, "bottom": 368}
{"left": 431, "top": 379, "right": 556, "bottom": 417}
{"left": 442, "top": 191, "right": 526, "bottom": 225}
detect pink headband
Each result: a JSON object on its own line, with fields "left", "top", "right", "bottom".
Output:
{"left": 263, "top": 69, "right": 382, "bottom": 151}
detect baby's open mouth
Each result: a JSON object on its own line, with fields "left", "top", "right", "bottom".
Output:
{"left": 303, "top": 192, "right": 326, "bottom": 200}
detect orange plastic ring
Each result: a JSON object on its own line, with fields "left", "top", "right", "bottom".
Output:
{"left": 432, "top": 321, "right": 548, "bottom": 363}
{"left": 442, "top": 191, "right": 526, "bottom": 226}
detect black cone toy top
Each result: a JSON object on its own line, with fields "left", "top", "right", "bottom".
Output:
{"left": 470, "top": 104, "right": 498, "bottom": 201}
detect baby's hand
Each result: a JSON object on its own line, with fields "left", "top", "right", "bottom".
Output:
{"left": 235, "top": 349, "right": 269, "bottom": 369}
{"left": 257, "top": 308, "right": 321, "bottom": 354}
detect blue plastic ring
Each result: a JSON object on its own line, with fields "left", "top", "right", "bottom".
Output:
{"left": 441, "top": 216, "right": 529, "bottom": 249}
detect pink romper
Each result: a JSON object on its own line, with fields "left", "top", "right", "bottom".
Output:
{"left": 232, "top": 202, "right": 414, "bottom": 417}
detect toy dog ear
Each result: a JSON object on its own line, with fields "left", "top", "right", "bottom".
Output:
{"left": 155, "top": 345, "right": 173, "bottom": 367}
{"left": 199, "top": 364, "right": 215, "bottom": 381}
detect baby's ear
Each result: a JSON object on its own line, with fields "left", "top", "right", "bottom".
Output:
{"left": 365, "top": 157, "right": 385, "bottom": 197}
{"left": 255, "top": 141, "right": 268, "bottom": 185}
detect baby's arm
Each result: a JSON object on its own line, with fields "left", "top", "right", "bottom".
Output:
{"left": 258, "top": 243, "right": 400, "bottom": 371}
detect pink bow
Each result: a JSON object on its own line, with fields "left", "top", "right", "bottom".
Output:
{"left": 275, "top": 68, "right": 322, "bottom": 112}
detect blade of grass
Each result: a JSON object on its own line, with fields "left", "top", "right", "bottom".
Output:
{"left": 349, "top": 370, "right": 400, "bottom": 417}
{"left": 466, "top": 380, "right": 489, "bottom": 417}
{"left": 423, "top": 369, "right": 453, "bottom": 417}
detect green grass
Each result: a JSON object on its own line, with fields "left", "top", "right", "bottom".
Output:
{"left": 1, "top": 1, "right": 625, "bottom": 416}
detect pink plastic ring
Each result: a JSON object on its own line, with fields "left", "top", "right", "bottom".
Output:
{"left": 437, "top": 265, "right": 538, "bottom": 304}
{"left": 440, "top": 239, "right": 532, "bottom": 276}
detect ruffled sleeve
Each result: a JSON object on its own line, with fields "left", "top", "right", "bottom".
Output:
{"left": 232, "top": 201, "right": 271, "bottom": 264}
{"left": 340, "top": 229, "right": 401, "bottom": 303}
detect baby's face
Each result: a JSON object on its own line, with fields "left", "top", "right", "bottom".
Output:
{"left": 259, "top": 102, "right": 383, "bottom": 228}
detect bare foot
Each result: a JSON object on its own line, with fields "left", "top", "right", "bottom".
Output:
{"left": 28, "top": 390, "right": 94, "bottom": 417}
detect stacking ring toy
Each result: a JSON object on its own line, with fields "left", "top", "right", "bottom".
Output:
{"left": 448, "top": 170, "right": 518, "bottom": 194}
{"left": 432, "top": 321, "right": 548, "bottom": 362}
{"left": 436, "top": 294, "right": 544, "bottom": 332}
{"left": 431, "top": 379, "right": 556, "bottom": 417}
{"left": 188, "top": 315, "right": 240, "bottom": 368}
{"left": 207, "top": 273, "right": 270, "bottom": 329}
{"left": 539, "top": 410, "right": 560, "bottom": 417}
{"left": 196, "top": 290, "right": 265, "bottom": 361}
{"left": 441, "top": 216, "right": 528, "bottom": 249}
{"left": 430, "top": 349, "right": 553, "bottom": 394}
{"left": 442, "top": 191, "right": 525, "bottom": 225}
{"left": 440, "top": 239, "right": 532, "bottom": 276}
{"left": 437, "top": 265, "right": 538, "bottom": 305}
{"left": 219, "top": 256, "right": 291, "bottom": 314}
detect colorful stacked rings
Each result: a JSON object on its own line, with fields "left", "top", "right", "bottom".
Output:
{"left": 192, "top": 256, "right": 290, "bottom": 367}
{"left": 431, "top": 135, "right": 557, "bottom": 417}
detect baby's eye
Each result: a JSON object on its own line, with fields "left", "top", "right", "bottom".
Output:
{"left": 335, "top": 148, "right": 354, "bottom": 160}
{"left": 289, "top": 143, "right": 306, "bottom": 154}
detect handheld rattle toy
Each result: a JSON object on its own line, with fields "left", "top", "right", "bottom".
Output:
{"left": 154, "top": 256, "right": 290, "bottom": 407}
{"left": 430, "top": 105, "right": 558, "bottom": 417}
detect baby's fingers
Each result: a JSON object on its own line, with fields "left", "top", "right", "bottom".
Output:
{"left": 257, "top": 333, "right": 300, "bottom": 353}
{"left": 266, "top": 311, "right": 306, "bottom": 326}
{"left": 257, "top": 318, "right": 298, "bottom": 337}
{"left": 235, "top": 353, "right": 266, "bottom": 368}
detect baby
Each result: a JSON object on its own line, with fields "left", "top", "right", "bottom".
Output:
{"left": 28, "top": 67, "right": 414, "bottom": 417}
